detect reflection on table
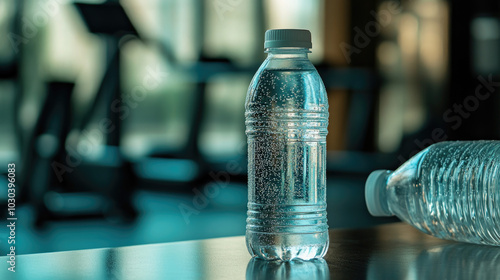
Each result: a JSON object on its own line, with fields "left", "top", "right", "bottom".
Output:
{"left": 2, "top": 223, "right": 500, "bottom": 279}
{"left": 246, "top": 258, "right": 329, "bottom": 280}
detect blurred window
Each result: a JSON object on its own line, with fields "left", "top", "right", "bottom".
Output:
{"left": 376, "top": 0, "right": 449, "bottom": 153}
{"left": 199, "top": 74, "right": 248, "bottom": 158}
{"left": 22, "top": 0, "right": 327, "bottom": 160}
{"left": 0, "top": 0, "right": 18, "bottom": 163}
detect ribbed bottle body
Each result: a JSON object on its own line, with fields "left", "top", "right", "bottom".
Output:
{"left": 245, "top": 59, "right": 329, "bottom": 260}
{"left": 386, "top": 141, "right": 500, "bottom": 246}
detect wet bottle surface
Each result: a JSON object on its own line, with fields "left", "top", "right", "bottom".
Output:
{"left": 245, "top": 29, "right": 329, "bottom": 261}
{"left": 366, "top": 141, "right": 500, "bottom": 246}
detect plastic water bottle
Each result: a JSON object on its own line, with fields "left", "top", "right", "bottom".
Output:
{"left": 365, "top": 140, "right": 500, "bottom": 246}
{"left": 245, "top": 29, "right": 329, "bottom": 261}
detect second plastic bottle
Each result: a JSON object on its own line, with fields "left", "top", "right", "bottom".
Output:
{"left": 366, "top": 141, "right": 500, "bottom": 246}
{"left": 245, "top": 29, "right": 329, "bottom": 261}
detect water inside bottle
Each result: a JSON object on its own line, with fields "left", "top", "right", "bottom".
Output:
{"left": 388, "top": 141, "right": 500, "bottom": 245}
{"left": 246, "top": 69, "right": 329, "bottom": 260}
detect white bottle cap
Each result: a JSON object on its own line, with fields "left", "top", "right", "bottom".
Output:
{"left": 365, "top": 170, "right": 393, "bottom": 217}
{"left": 264, "top": 29, "right": 312, "bottom": 49}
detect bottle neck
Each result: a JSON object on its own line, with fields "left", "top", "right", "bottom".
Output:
{"left": 378, "top": 173, "right": 392, "bottom": 216}
{"left": 265, "top": 47, "right": 310, "bottom": 59}
{"left": 366, "top": 170, "right": 394, "bottom": 217}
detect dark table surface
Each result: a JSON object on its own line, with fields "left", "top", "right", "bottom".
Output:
{"left": 2, "top": 222, "right": 500, "bottom": 280}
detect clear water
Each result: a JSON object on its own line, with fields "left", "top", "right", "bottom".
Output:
{"left": 386, "top": 141, "right": 500, "bottom": 246}
{"left": 245, "top": 65, "right": 329, "bottom": 260}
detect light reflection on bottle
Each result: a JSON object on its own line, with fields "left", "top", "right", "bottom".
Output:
{"left": 246, "top": 258, "right": 330, "bottom": 280}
